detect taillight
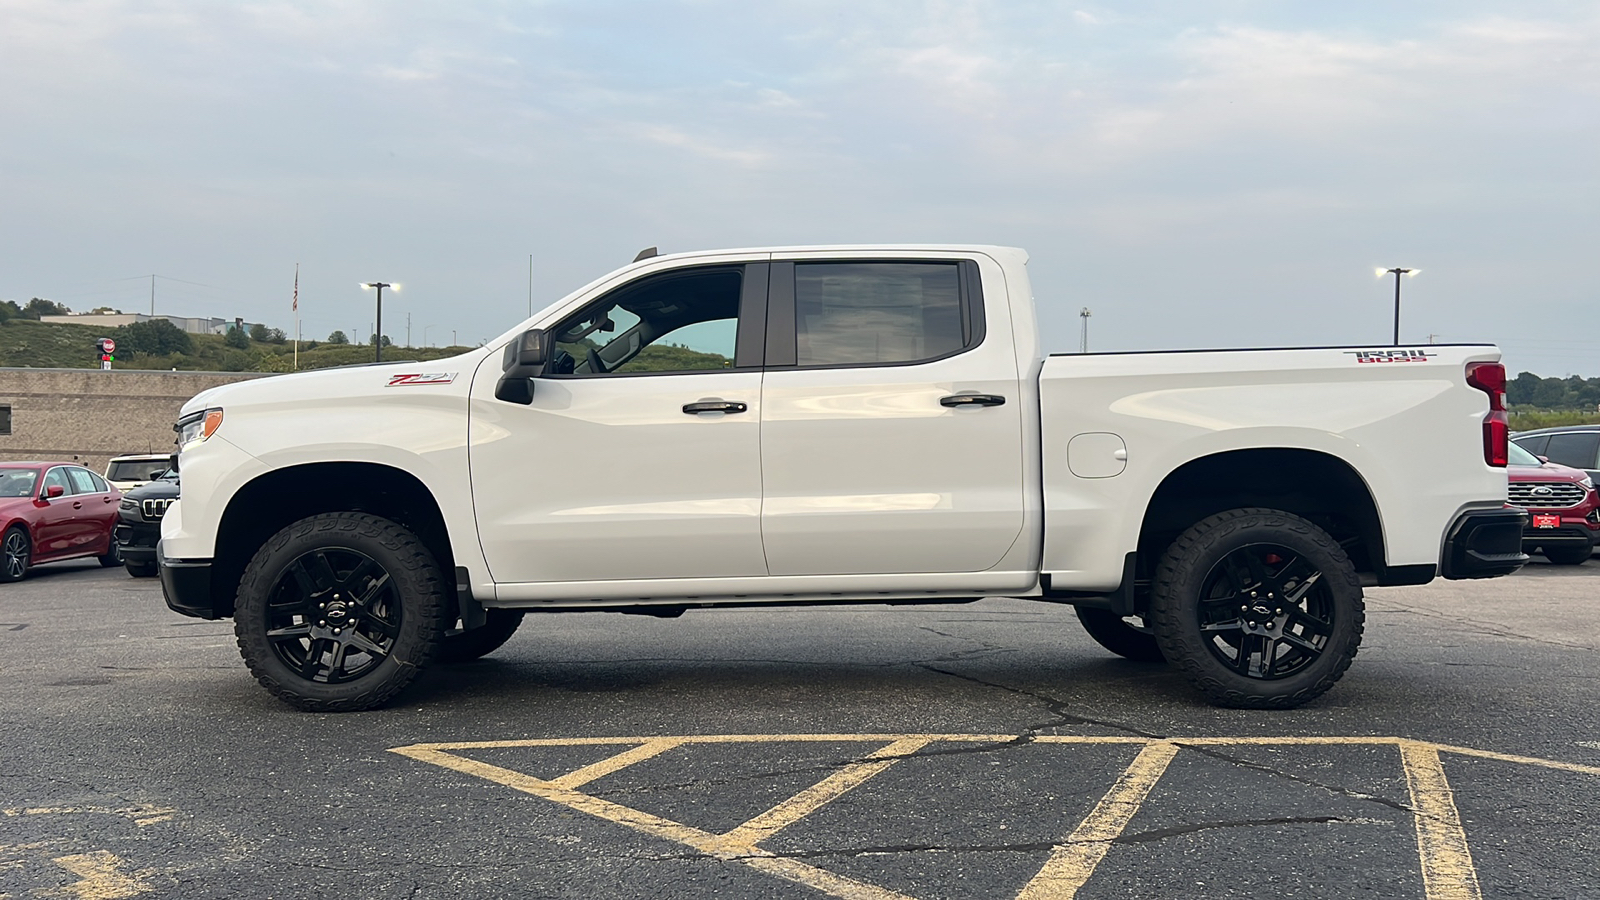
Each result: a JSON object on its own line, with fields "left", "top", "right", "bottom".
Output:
{"left": 1466, "top": 362, "right": 1508, "bottom": 466}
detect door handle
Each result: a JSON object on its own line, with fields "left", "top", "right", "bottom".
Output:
{"left": 940, "top": 394, "right": 1006, "bottom": 408}
{"left": 682, "top": 400, "right": 749, "bottom": 415}
{"left": 72, "top": 501, "right": 82, "bottom": 509}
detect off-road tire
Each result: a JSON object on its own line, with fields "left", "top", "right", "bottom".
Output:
{"left": 437, "top": 609, "right": 526, "bottom": 664}
{"left": 1075, "top": 608, "right": 1165, "bottom": 662}
{"left": 234, "top": 513, "right": 447, "bottom": 712}
{"left": 124, "top": 560, "right": 158, "bottom": 578}
{"left": 1148, "top": 507, "right": 1364, "bottom": 709}
{"left": 1541, "top": 544, "right": 1592, "bottom": 566}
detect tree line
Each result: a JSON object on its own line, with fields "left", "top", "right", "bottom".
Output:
{"left": 1508, "top": 372, "right": 1600, "bottom": 410}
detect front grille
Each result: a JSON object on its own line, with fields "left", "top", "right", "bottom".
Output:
{"left": 141, "top": 498, "right": 175, "bottom": 520}
{"left": 1508, "top": 481, "right": 1589, "bottom": 509}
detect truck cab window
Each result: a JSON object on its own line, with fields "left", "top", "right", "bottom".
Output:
{"left": 549, "top": 267, "right": 743, "bottom": 376}
{"left": 1545, "top": 432, "right": 1600, "bottom": 469}
{"left": 794, "top": 262, "right": 964, "bottom": 366}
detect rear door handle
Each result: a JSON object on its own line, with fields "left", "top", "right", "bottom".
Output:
{"left": 940, "top": 394, "right": 1006, "bottom": 408}
{"left": 682, "top": 400, "right": 749, "bottom": 415}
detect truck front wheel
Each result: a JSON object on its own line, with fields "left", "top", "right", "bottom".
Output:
{"left": 1148, "top": 508, "right": 1364, "bottom": 709}
{"left": 233, "top": 513, "right": 448, "bottom": 712}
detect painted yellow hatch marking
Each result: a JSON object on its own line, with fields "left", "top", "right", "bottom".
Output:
{"left": 391, "top": 734, "right": 1600, "bottom": 900}
{"left": 1015, "top": 741, "right": 1179, "bottom": 900}
{"left": 51, "top": 850, "right": 151, "bottom": 899}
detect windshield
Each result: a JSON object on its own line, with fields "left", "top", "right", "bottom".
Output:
{"left": 0, "top": 468, "right": 39, "bottom": 498}
{"left": 107, "top": 460, "right": 169, "bottom": 482}
{"left": 1507, "top": 443, "right": 1542, "bottom": 467}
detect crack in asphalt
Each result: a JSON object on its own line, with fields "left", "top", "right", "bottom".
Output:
{"left": 1372, "top": 600, "right": 1597, "bottom": 652}
{"left": 638, "top": 814, "right": 1375, "bottom": 862}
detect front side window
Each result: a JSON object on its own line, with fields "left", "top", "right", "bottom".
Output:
{"left": 548, "top": 267, "right": 743, "bottom": 376}
{"left": 41, "top": 467, "right": 72, "bottom": 497}
{"left": 794, "top": 262, "right": 964, "bottom": 366}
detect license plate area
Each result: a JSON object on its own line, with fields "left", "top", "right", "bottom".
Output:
{"left": 1533, "top": 514, "right": 1561, "bottom": 529}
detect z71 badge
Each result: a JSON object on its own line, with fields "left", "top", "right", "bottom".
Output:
{"left": 1344, "top": 349, "right": 1435, "bottom": 363}
{"left": 387, "top": 372, "right": 458, "bottom": 386}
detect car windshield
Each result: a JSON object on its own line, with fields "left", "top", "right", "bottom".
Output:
{"left": 1508, "top": 443, "right": 1542, "bottom": 467}
{"left": 0, "top": 468, "right": 39, "bottom": 498}
{"left": 107, "top": 460, "right": 168, "bottom": 481}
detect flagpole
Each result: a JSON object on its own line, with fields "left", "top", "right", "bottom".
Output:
{"left": 293, "top": 263, "right": 300, "bottom": 371}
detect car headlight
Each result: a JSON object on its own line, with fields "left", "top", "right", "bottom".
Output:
{"left": 176, "top": 408, "right": 224, "bottom": 449}
{"left": 1583, "top": 476, "right": 1595, "bottom": 490}
{"left": 119, "top": 499, "right": 135, "bottom": 510}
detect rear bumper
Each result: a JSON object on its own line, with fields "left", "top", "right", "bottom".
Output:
{"left": 1442, "top": 508, "right": 1529, "bottom": 580}
{"left": 157, "top": 541, "right": 223, "bottom": 619}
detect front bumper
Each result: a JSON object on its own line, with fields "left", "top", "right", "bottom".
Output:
{"left": 157, "top": 541, "right": 222, "bottom": 619}
{"left": 1442, "top": 508, "right": 1529, "bottom": 580}
{"left": 114, "top": 520, "right": 162, "bottom": 562}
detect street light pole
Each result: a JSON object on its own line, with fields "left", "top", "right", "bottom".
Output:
{"left": 361, "top": 282, "right": 395, "bottom": 362}
{"left": 1383, "top": 267, "right": 1414, "bottom": 346}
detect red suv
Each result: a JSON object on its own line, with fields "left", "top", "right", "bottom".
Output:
{"left": 1508, "top": 442, "right": 1599, "bottom": 564}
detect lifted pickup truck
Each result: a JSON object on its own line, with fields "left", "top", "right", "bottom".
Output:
{"left": 158, "top": 245, "right": 1525, "bottom": 712}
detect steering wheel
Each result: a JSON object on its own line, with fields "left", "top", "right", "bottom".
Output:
{"left": 585, "top": 347, "right": 609, "bottom": 375}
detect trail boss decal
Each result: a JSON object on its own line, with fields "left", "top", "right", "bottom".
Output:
{"left": 1345, "top": 349, "right": 1436, "bottom": 364}
{"left": 387, "top": 372, "right": 458, "bottom": 386}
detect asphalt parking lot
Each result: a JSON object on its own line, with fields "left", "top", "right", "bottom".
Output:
{"left": 2, "top": 560, "right": 1597, "bottom": 900}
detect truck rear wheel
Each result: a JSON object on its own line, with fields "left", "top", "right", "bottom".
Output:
{"left": 1074, "top": 608, "right": 1165, "bottom": 662}
{"left": 233, "top": 512, "right": 447, "bottom": 712}
{"left": 437, "top": 609, "right": 525, "bottom": 663}
{"left": 1148, "top": 508, "right": 1364, "bottom": 709}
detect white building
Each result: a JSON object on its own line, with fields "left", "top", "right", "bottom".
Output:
{"left": 38, "top": 312, "right": 262, "bottom": 335}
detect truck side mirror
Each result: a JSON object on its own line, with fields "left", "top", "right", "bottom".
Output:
{"left": 495, "top": 328, "right": 549, "bottom": 405}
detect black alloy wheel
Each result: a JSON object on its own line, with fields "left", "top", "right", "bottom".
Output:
{"left": 262, "top": 547, "right": 404, "bottom": 685}
{"left": 1148, "top": 508, "right": 1364, "bottom": 709}
{"left": 234, "top": 513, "right": 447, "bottom": 711}
{"left": 1, "top": 527, "right": 30, "bottom": 582}
{"left": 1195, "top": 543, "right": 1334, "bottom": 680}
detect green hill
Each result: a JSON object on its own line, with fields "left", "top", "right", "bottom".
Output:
{"left": 0, "top": 318, "right": 472, "bottom": 372}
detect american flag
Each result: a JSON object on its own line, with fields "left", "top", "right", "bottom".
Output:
{"left": 292, "top": 264, "right": 299, "bottom": 312}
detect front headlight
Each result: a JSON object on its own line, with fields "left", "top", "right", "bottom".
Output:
{"left": 1583, "top": 476, "right": 1594, "bottom": 490}
{"left": 176, "top": 408, "right": 224, "bottom": 449}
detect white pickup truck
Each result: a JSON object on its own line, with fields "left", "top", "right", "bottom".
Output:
{"left": 158, "top": 245, "right": 1526, "bottom": 712}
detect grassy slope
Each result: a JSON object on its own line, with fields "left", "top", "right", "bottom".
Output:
{"left": 0, "top": 319, "right": 473, "bottom": 372}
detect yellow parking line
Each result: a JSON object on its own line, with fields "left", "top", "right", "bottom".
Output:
{"left": 1015, "top": 741, "right": 1180, "bottom": 900}
{"left": 722, "top": 738, "right": 932, "bottom": 847}
{"left": 1431, "top": 743, "right": 1600, "bottom": 777}
{"left": 744, "top": 856, "right": 920, "bottom": 900}
{"left": 1400, "top": 740, "right": 1482, "bottom": 900}
{"left": 549, "top": 738, "right": 686, "bottom": 789}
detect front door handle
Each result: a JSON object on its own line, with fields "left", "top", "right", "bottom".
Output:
{"left": 683, "top": 400, "right": 749, "bottom": 415}
{"left": 940, "top": 394, "right": 1006, "bottom": 408}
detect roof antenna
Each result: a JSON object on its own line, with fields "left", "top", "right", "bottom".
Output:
{"left": 633, "top": 246, "right": 658, "bottom": 263}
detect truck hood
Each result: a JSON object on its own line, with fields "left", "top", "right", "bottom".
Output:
{"left": 179, "top": 353, "right": 489, "bottom": 419}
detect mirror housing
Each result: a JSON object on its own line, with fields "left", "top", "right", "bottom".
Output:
{"left": 496, "top": 328, "right": 549, "bottom": 405}
{"left": 45, "top": 484, "right": 64, "bottom": 499}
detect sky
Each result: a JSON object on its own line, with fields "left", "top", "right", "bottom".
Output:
{"left": 1, "top": 1, "right": 1596, "bottom": 375}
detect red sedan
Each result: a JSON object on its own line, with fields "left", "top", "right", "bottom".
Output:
{"left": 0, "top": 462, "right": 124, "bottom": 581}
{"left": 1508, "top": 442, "right": 1600, "bottom": 564}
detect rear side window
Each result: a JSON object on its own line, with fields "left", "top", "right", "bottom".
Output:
{"left": 1513, "top": 435, "right": 1550, "bottom": 457}
{"left": 1544, "top": 432, "right": 1600, "bottom": 469}
{"left": 89, "top": 472, "right": 110, "bottom": 492}
{"left": 794, "top": 262, "right": 966, "bottom": 366}
{"left": 67, "top": 468, "right": 98, "bottom": 494}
